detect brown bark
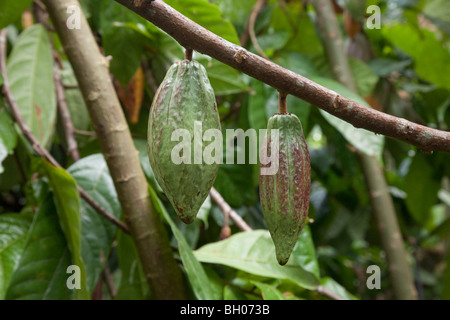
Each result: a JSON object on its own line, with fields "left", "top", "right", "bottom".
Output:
{"left": 43, "top": 0, "right": 186, "bottom": 299}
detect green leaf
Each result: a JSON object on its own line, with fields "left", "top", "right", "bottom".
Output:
{"left": 223, "top": 285, "right": 247, "bottom": 300}
{"left": 368, "top": 58, "right": 412, "bottom": 77}
{"left": 404, "top": 155, "right": 440, "bottom": 224}
{"left": 0, "top": 214, "right": 31, "bottom": 299}
{"left": 197, "top": 55, "right": 249, "bottom": 95}
{"left": 214, "top": 162, "right": 256, "bottom": 207}
{"left": 311, "top": 76, "right": 385, "bottom": 157}
{"left": 0, "top": 108, "right": 18, "bottom": 174}
{"left": 99, "top": 1, "right": 147, "bottom": 84}
{"left": 67, "top": 154, "right": 122, "bottom": 294}
{"left": 7, "top": 25, "right": 56, "bottom": 147}
{"left": 116, "top": 231, "right": 150, "bottom": 300}
{"left": 213, "top": 0, "right": 257, "bottom": 32}
{"left": 423, "top": 0, "right": 450, "bottom": 25}
{"left": 319, "top": 277, "right": 358, "bottom": 300}
{"left": 383, "top": 24, "right": 450, "bottom": 90}
{"left": 431, "top": 217, "right": 450, "bottom": 238}
{"left": 194, "top": 230, "right": 320, "bottom": 290}
{"left": 349, "top": 58, "right": 379, "bottom": 97}
{"left": 148, "top": 186, "right": 220, "bottom": 300}
{"left": 6, "top": 195, "right": 73, "bottom": 300}
{"left": 252, "top": 281, "right": 300, "bottom": 300}
{"left": 291, "top": 226, "right": 320, "bottom": 279}
{"left": 41, "top": 160, "right": 89, "bottom": 299}
{"left": 165, "top": 0, "right": 240, "bottom": 45}
{"left": 134, "top": 139, "right": 163, "bottom": 194}
{"left": 59, "top": 62, "right": 90, "bottom": 132}
{"left": 0, "top": 0, "right": 33, "bottom": 29}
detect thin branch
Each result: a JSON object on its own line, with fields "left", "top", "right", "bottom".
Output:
{"left": 0, "top": 29, "right": 129, "bottom": 235}
{"left": 102, "top": 262, "right": 117, "bottom": 300}
{"left": 115, "top": 0, "right": 450, "bottom": 154}
{"left": 210, "top": 187, "right": 253, "bottom": 232}
{"left": 278, "top": 91, "right": 288, "bottom": 114}
{"left": 248, "top": 0, "right": 268, "bottom": 59}
{"left": 53, "top": 64, "right": 80, "bottom": 162}
{"left": 184, "top": 47, "right": 193, "bottom": 61}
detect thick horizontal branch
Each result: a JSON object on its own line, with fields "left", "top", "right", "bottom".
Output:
{"left": 115, "top": 0, "right": 450, "bottom": 154}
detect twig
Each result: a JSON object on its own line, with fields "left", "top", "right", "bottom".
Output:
{"left": 115, "top": 0, "right": 450, "bottom": 154}
{"left": 278, "top": 91, "right": 288, "bottom": 114}
{"left": 184, "top": 47, "right": 193, "bottom": 61}
{"left": 53, "top": 64, "right": 80, "bottom": 162}
{"left": 317, "top": 285, "right": 344, "bottom": 300}
{"left": 102, "top": 262, "right": 117, "bottom": 299}
{"left": 210, "top": 187, "right": 253, "bottom": 232}
{"left": 0, "top": 29, "right": 129, "bottom": 235}
{"left": 74, "top": 129, "right": 97, "bottom": 137}
{"left": 248, "top": 0, "right": 268, "bottom": 59}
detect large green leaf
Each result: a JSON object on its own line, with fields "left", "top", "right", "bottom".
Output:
{"left": 311, "top": 76, "right": 385, "bottom": 157}
{"left": 7, "top": 25, "right": 56, "bottom": 147}
{"left": 0, "top": 214, "right": 31, "bottom": 299}
{"left": 6, "top": 195, "right": 73, "bottom": 300}
{"left": 148, "top": 186, "right": 220, "bottom": 300}
{"left": 165, "top": 0, "right": 240, "bottom": 45}
{"left": 383, "top": 24, "right": 450, "bottom": 90}
{"left": 41, "top": 160, "right": 89, "bottom": 299}
{"left": 0, "top": 0, "right": 33, "bottom": 29}
{"left": 0, "top": 108, "right": 18, "bottom": 174}
{"left": 292, "top": 226, "right": 320, "bottom": 279}
{"left": 252, "top": 281, "right": 301, "bottom": 300}
{"left": 67, "top": 154, "right": 121, "bottom": 294}
{"left": 194, "top": 230, "right": 320, "bottom": 290}
{"left": 116, "top": 231, "right": 149, "bottom": 300}
{"left": 319, "top": 277, "right": 358, "bottom": 300}
{"left": 404, "top": 154, "right": 440, "bottom": 224}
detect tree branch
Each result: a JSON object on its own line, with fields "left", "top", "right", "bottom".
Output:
{"left": 210, "top": 187, "right": 253, "bottom": 232}
{"left": 0, "top": 29, "right": 129, "bottom": 235}
{"left": 114, "top": 0, "right": 450, "bottom": 154}
{"left": 53, "top": 64, "right": 80, "bottom": 162}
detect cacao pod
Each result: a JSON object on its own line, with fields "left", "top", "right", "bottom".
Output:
{"left": 147, "top": 60, "right": 221, "bottom": 224}
{"left": 259, "top": 113, "right": 311, "bottom": 265}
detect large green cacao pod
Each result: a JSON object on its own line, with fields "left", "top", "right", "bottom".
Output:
{"left": 259, "top": 114, "right": 311, "bottom": 265}
{"left": 147, "top": 60, "right": 221, "bottom": 224}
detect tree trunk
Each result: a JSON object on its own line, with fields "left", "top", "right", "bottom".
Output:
{"left": 43, "top": 0, "right": 186, "bottom": 299}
